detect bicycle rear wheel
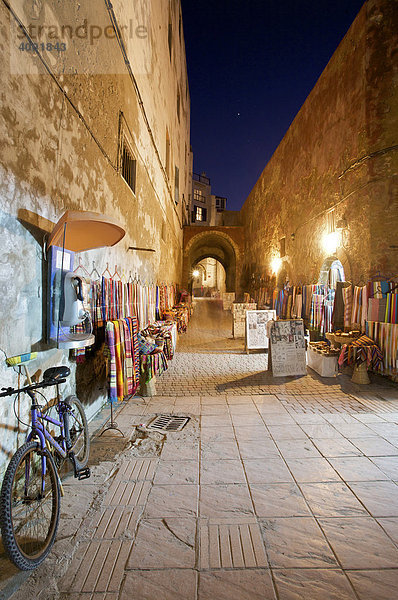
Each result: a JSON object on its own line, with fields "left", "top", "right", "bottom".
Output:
{"left": 0, "top": 441, "right": 60, "bottom": 570}
{"left": 43, "top": 394, "right": 90, "bottom": 469}
{"left": 64, "top": 395, "right": 90, "bottom": 468}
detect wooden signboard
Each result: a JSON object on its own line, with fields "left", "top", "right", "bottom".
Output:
{"left": 245, "top": 310, "right": 276, "bottom": 352}
{"left": 269, "top": 319, "right": 306, "bottom": 377}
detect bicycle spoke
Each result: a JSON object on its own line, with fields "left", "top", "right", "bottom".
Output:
{"left": 1, "top": 443, "right": 60, "bottom": 566}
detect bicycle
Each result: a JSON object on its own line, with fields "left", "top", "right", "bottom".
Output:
{"left": 0, "top": 361, "right": 90, "bottom": 570}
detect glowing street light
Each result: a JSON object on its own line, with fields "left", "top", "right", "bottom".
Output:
{"left": 271, "top": 257, "right": 282, "bottom": 273}
{"left": 322, "top": 231, "right": 340, "bottom": 254}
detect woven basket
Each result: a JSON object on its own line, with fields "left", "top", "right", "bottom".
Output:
{"left": 351, "top": 361, "right": 370, "bottom": 385}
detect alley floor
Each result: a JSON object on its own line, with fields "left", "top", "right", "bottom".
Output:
{"left": 1, "top": 298, "right": 398, "bottom": 599}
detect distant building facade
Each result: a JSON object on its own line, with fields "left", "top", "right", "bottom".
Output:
{"left": 190, "top": 172, "right": 227, "bottom": 226}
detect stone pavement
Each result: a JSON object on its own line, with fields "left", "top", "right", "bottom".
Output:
{"left": 1, "top": 298, "right": 398, "bottom": 600}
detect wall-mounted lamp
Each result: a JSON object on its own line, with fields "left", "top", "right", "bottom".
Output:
{"left": 192, "top": 269, "right": 200, "bottom": 278}
{"left": 271, "top": 256, "right": 282, "bottom": 273}
{"left": 322, "top": 231, "right": 340, "bottom": 254}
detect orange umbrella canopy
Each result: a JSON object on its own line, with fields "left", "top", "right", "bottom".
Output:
{"left": 47, "top": 210, "right": 125, "bottom": 252}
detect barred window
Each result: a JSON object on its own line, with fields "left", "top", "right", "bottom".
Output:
{"left": 280, "top": 236, "right": 286, "bottom": 257}
{"left": 121, "top": 141, "right": 136, "bottom": 194}
{"left": 175, "top": 165, "right": 179, "bottom": 203}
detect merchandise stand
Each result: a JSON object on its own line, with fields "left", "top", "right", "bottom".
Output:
{"left": 99, "top": 400, "right": 125, "bottom": 437}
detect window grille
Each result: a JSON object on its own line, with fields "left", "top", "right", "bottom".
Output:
{"left": 280, "top": 237, "right": 286, "bottom": 258}
{"left": 121, "top": 141, "right": 136, "bottom": 194}
{"left": 175, "top": 166, "right": 179, "bottom": 203}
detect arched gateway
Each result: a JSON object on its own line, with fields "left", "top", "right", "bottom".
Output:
{"left": 183, "top": 226, "right": 244, "bottom": 295}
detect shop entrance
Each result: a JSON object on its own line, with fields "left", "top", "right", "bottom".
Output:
{"left": 192, "top": 258, "right": 226, "bottom": 298}
{"left": 319, "top": 257, "right": 345, "bottom": 288}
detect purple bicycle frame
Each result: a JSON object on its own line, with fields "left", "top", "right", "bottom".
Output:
{"left": 26, "top": 402, "right": 68, "bottom": 495}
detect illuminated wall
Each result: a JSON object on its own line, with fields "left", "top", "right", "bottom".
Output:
{"left": 240, "top": 0, "right": 398, "bottom": 290}
{"left": 0, "top": 0, "right": 190, "bottom": 476}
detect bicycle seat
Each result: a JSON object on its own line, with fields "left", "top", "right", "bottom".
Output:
{"left": 43, "top": 366, "right": 71, "bottom": 382}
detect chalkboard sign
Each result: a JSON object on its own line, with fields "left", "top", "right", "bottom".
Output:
{"left": 269, "top": 319, "right": 306, "bottom": 377}
{"left": 245, "top": 310, "right": 276, "bottom": 351}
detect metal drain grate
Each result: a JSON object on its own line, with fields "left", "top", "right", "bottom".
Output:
{"left": 146, "top": 414, "right": 190, "bottom": 432}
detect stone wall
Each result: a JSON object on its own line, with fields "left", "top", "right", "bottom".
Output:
{"left": 0, "top": 0, "right": 190, "bottom": 476}
{"left": 240, "top": 0, "right": 398, "bottom": 291}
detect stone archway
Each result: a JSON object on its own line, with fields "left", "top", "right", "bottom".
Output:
{"left": 183, "top": 227, "right": 244, "bottom": 294}
{"left": 315, "top": 247, "right": 352, "bottom": 287}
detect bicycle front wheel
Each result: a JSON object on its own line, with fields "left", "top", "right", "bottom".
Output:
{"left": 0, "top": 441, "right": 60, "bottom": 570}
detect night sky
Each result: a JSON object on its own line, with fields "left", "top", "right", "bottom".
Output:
{"left": 181, "top": 0, "right": 366, "bottom": 211}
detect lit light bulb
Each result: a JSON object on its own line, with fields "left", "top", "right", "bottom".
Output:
{"left": 192, "top": 270, "right": 200, "bottom": 277}
{"left": 322, "top": 232, "right": 340, "bottom": 254}
{"left": 271, "top": 257, "right": 282, "bottom": 273}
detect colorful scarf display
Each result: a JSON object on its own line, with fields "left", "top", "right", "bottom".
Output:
{"left": 251, "top": 275, "right": 397, "bottom": 380}
{"left": 385, "top": 294, "right": 398, "bottom": 324}
{"left": 106, "top": 316, "right": 140, "bottom": 403}
{"left": 338, "top": 334, "right": 384, "bottom": 370}
{"left": 351, "top": 285, "right": 367, "bottom": 331}
{"left": 366, "top": 321, "right": 398, "bottom": 377}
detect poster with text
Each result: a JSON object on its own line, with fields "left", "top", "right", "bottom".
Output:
{"left": 270, "top": 319, "right": 306, "bottom": 376}
{"left": 245, "top": 310, "right": 276, "bottom": 350}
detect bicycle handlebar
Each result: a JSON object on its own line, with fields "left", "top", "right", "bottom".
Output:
{"left": 0, "top": 378, "right": 67, "bottom": 398}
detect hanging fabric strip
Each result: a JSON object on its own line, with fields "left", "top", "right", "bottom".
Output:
{"left": 342, "top": 285, "right": 353, "bottom": 329}
{"left": 106, "top": 321, "right": 117, "bottom": 403}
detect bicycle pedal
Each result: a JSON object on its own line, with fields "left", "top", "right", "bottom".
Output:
{"left": 76, "top": 467, "right": 91, "bottom": 480}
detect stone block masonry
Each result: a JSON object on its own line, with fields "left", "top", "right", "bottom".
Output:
{"left": 0, "top": 0, "right": 190, "bottom": 477}
{"left": 240, "top": 0, "right": 398, "bottom": 288}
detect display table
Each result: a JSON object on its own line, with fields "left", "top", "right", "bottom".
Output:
{"left": 307, "top": 346, "right": 338, "bottom": 378}
{"left": 325, "top": 332, "right": 358, "bottom": 347}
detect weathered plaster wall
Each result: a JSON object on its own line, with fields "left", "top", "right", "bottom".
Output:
{"left": 240, "top": 0, "right": 398, "bottom": 290}
{"left": 0, "top": 0, "right": 190, "bottom": 476}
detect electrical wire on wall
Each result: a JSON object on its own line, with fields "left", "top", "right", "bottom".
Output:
{"left": 2, "top": 0, "right": 184, "bottom": 242}
{"left": 103, "top": 0, "right": 183, "bottom": 226}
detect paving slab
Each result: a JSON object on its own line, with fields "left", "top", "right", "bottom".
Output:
{"left": 2, "top": 298, "right": 398, "bottom": 600}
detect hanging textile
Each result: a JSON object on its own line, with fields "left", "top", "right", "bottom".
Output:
{"left": 361, "top": 285, "right": 368, "bottom": 332}
{"left": 140, "top": 352, "right": 169, "bottom": 383}
{"left": 122, "top": 319, "right": 133, "bottom": 396}
{"left": 385, "top": 294, "right": 398, "bottom": 324}
{"left": 342, "top": 285, "right": 353, "bottom": 329}
{"left": 106, "top": 317, "right": 140, "bottom": 402}
{"left": 366, "top": 321, "right": 398, "bottom": 376}
{"left": 332, "top": 281, "right": 352, "bottom": 331}
{"left": 351, "top": 286, "right": 366, "bottom": 329}
{"left": 310, "top": 294, "right": 325, "bottom": 330}
{"left": 92, "top": 279, "right": 104, "bottom": 329}
{"left": 106, "top": 321, "right": 118, "bottom": 403}
{"left": 338, "top": 334, "right": 383, "bottom": 371}
{"left": 303, "top": 285, "right": 314, "bottom": 321}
